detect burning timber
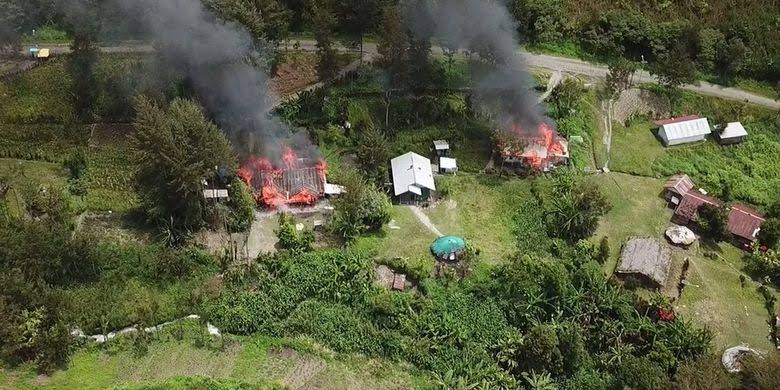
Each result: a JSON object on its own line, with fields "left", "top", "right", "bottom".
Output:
{"left": 495, "top": 123, "right": 570, "bottom": 172}
{"left": 238, "top": 148, "right": 328, "bottom": 208}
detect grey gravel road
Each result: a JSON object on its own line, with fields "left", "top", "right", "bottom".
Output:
{"left": 22, "top": 40, "right": 779, "bottom": 110}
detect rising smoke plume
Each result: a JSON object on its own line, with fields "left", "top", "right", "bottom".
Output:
{"left": 405, "top": 0, "right": 545, "bottom": 132}
{"left": 60, "top": 0, "right": 312, "bottom": 162}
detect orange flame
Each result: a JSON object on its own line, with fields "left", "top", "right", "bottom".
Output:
{"left": 238, "top": 148, "right": 327, "bottom": 208}
{"left": 498, "top": 122, "right": 568, "bottom": 171}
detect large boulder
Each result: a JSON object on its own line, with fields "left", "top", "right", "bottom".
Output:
{"left": 666, "top": 225, "right": 697, "bottom": 246}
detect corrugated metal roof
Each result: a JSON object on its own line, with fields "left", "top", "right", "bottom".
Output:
{"left": 728, "top": 204, "right": 765, "bottom": 241}
{"left": 720, "top": 122, "right": 748, "bottom": 139}
{"left": 674, "top": 192, "right": 722, "bottom": 221}
{"left": 391, "top": 152, "right": 435, "bottom": 196}
{"left": 661, "top": 118, "right": 712, "bottom": 140}
{"left": 433, "top": 140, "right": 450, "bottom": 150}
{"left": 664, "top": 174, "right": 694, "bottom": 196}
{"left": 440, "top": 157, "right": 457, "bottom": 170}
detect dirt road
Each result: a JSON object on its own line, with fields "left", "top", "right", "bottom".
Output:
{"left": 21, "top": 40, "right": 779, "bottom": 110}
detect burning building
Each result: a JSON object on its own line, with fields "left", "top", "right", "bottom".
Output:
{"left": 496, "top": 122, "right": 570, "bottom": 171}
{"left": 238, "top": 147, "right": 327, "bottom": 208}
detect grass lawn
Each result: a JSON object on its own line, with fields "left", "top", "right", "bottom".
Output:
{"left": 0, "top": 158, "right": 68, "bottom": 218}
{"left": 608, "top": 120, "right": 667, "bottom": 177}
{"left": 589, "top": 173, "right": 672, "bottom": 273}
{"left": 0, "top": 332, "right": 428, "bottom": 389}
{"left": 677, "top": 243, "right": 778, "bottom": 351}
{"left": 354, "top": 205, "right": 439, "bottom": 273}
{"left": 424, "top": 174, "right": 528, "bottom": 264}
{"left": 590, "top": 172, "right": 778, "bottom": 351}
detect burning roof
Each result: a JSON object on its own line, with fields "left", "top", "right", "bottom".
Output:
{"left": 496, "top": 122, "right": 569, "bottom": 171}
{"left": 238, "top": 147, "right": 327, "bottom": 208}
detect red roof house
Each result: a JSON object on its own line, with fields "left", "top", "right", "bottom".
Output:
{"left": 728, "top": 204, "right": 765, "bottom": 243}
{"left": 654, "top": 115, "right": 701, "bottom": 126}
{"left": 673, "top": 192, "right": 723, "bottom": 225}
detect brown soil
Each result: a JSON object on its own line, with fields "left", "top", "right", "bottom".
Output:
{"left": 89, "top": 123, "right": 135, "bottom": 146}
{"left": 271, "top": 52, "right": 319, "bottom": 97}
{"left": 613, "top": 88, "right": 671, "bottom": 124}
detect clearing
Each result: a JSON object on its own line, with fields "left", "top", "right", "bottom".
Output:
{"left": 0, "top": 334, "right": 427, "bottom": 390}
{"left": 591, "top": 172, "right": 778, "bottom": 350}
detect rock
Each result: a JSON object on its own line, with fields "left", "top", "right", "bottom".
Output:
{"left": 722, "top": 346, "right": 759, "bottom": 373}
{"left": 666, "top": 225, "right": 697, "bottom": 246}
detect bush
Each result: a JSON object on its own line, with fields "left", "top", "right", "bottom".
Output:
{"left": 275, "top": 213, "right": 314, "bottom": 252}
{"left": 330, "top": 170, "right": 391, "bottom": 242}
{"left": 225, "top": 178, "right": 255, "bottom": 233}
{"left": 284, "top": 300, "right": 380, "bottom": 354}
{"left": 696, "top": 204, "right": 729, "bottom": 242}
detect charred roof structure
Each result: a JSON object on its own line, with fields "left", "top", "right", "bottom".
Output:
{"left": 617, "top": 238, "right": 672, "bottom": 288}
{"left": 496, "top": 123, "right": 570, "bottom": 172}
{"left": 238, "top": 148, "right": 327, "bottom": 208}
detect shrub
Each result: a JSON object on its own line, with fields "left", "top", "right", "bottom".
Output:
{"left": 275, "top": 213, "right": 314, "bottom": 252}
{"left": 597, "top": 236, "right": 610, "bottom": 264}
{"left": 330, "top": 170, "right": 391, "bottom": 241}
{"left": 696, "top": 204, "right": 728, "bottom": 242}
{"left": 284, "top": 300, "right": 380, "bottom": 354}
{"left": 225, "top": 178, "right": 255, "bottom": 233}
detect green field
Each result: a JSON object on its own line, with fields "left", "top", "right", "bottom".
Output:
{"left": 606, "top": 90, "right": 780, "bottom": 209}
{"left": 589, "top": 173, "right": 672, "bottom": 273}
{"left": 0, "top": 329, "right": 429, "bottom": 390}
{"left": 590, "top": 172, "right": 778, "bottom": 350}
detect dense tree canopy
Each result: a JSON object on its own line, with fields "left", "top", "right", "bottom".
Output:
{"left": 132, "top": 97, "right": 236, "bottom": 236}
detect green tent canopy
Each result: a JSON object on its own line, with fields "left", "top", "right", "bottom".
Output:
{"left": 431, "top": 235, "right": 467, "bottom": 260}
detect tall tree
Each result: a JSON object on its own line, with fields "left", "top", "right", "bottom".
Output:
{"left": 204, "top": 0, "right": 291, "bottom": 47}
{"left": 334, "top": 0, "right": 381, "bottom": 61}
{"left": 61, "top": 0, "right": 103, "bottom": 122}
{"left": 605, "top": 58, "right": 638, "bottom": 98}
{"left": 406, "top": 33, "right": 432, "bottom": 91}
{"left": 376, "top": 5, "right": 408, "bottom": 87}
{"left": 307, "top": 0, "right": 339, "bottom": 80}
{"left": 696, "top": 204, "right": 728, "bottom": 242}
{"left": 354, "top": 126, "right": 390, "bottom": 186}
{"left": 132, "top": 97, "right": 236, "bottom": 237}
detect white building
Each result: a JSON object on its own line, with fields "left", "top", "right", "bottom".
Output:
{"left": 658, "top": 117, "right": 711, "bottom": 146}
{"left": 439, "top": 157, "right": 458, "bottom": 174}
{"left": 715, "top": 122, "right": 748, "bottom": 145}
{"left": 391, "top": 152, "right": 436, "bottom": 204}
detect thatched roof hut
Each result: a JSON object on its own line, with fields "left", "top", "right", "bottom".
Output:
{"left": 617, "top": 238, "right": 672, "bottom": 287}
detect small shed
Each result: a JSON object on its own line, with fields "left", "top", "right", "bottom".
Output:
{"left": 391, "top": 152, "right": 436, "bottom": 204}
{"left": 439, "top": 157, "right": 458, "bottom": 174}
{"left": 657, "top": 117, "right": 711, "bottom": 146}
{"left": 431, "top": 235, "right": 467, "bottom": 262}
{"left": 715, "top": 122, "right": 748, "bottom": 145}
{"left": 727, "top": 204, "right": 765, "bottom": 246}
{"left": 432, "top": 140, "right": 450, "bottom": 157}
{"left": 663, "top": 174, "right": 695, "bottom": 206}
{"left": 37, "top": 48, "right": 50, "bottom": 59}
{"left": 617, "top": 238, "right": 672, "bottom": 288}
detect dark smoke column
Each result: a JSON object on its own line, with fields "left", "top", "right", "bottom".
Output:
{"left": 405, "top": 0, "right": 545, "bottom": 132}
{"left": 110, "top": 0, "right": 312, "bottom": 161}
